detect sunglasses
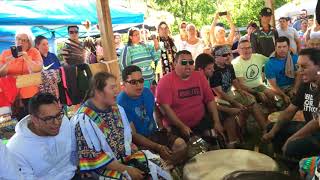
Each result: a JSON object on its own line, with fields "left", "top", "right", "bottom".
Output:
{"left": 126, "top": 78, "right": 144, "bottom": 85}
{"left": 69, "top": 30, "right": 79, "bottom": 34}
{"left": 181, "top": 59, "right": 195, "bottom": 66}
{"left": 217, "top": 53, "right": 231, "bottom": 57}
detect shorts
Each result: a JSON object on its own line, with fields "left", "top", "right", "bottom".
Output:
{"left": 227, "top": 90, "right": 256, "bottom": 106}
{"left": 148, "top": 129, "right": 179, "bottom": 149}
{"left": 252, "top": 85, "right": 268, "bottom": 93}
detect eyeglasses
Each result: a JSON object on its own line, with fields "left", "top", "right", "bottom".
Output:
{"left": 16, "top": 38, "right": 29, "bottom": 43}
{"left": 181, "top": 59, "right": 195, "bottom": 65}
{"left": 126, "top": 78, "right": 145, "bottom": 85}
{"left": 69, "top": 31, "right": 79, "bottom": 34}
{"left": 36, "top": 110, "right": 64, "bottom": 123}
{"left": 217, "top": 53, "right": 231, "bottom": 57}
{"left": 240, "top": 47, "right": 252, "bottom": 50}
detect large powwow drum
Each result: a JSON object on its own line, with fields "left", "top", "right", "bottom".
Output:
{"left": 183, "top": 149, "right": 278, "bottom": 180}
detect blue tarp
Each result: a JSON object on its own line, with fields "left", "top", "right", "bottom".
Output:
{"left": 0, "top": 0, "right": 144, "bottom": 52}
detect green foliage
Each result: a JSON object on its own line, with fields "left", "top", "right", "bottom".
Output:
{"left": 150, "top": 0, "right": 291, "bottom": 34}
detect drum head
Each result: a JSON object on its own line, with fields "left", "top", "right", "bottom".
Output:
{"left": 183, "top": 149, "right": 278, "bottom": 180}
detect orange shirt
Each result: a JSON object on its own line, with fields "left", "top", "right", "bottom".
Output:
{"left": 0, "top": 48, "right": 43, "bottom": 99}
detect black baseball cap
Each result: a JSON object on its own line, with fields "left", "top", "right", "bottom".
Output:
{"left": 260, "top": 7, "right": 273, "bottom": 16}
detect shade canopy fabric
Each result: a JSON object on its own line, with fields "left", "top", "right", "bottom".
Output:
{"left": 0, "top": 0, "right": 144, "bottom": 52}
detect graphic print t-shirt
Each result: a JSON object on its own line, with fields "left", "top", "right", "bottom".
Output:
{"left": 156, "top": 71, "right": 214, "bottom": 128}
{"left": 292, "top": 83, "right": 320, "bottom": 122}
{"left": 210, "top": 64, "right": 237, "bottom": 93}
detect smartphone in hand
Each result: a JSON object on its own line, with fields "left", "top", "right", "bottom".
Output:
{"left": 218, "top": 11, "right": 227, "bottom": 16}
{"left": 10, "top": 46, "right": 22, "bottom": 58}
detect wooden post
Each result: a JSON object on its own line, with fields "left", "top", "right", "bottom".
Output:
{"left": 265, "top": 0, "right": 276, "bottom": 27}
{"left": 96, "top": 0, "right": 121, "bottom": 86}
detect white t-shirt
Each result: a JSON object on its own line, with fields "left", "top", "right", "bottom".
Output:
{"left": 277, "top": 27, "right": 299, "bottom": 53}
{"left": 180, "top": 39, "right": 205, "bottom": 60}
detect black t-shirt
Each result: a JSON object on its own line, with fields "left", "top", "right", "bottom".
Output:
{"left": 292, "top": 83, "right": 320, "bottom": 122}
{"left": 210, "top": 64, "right": 237, "bottom": 93}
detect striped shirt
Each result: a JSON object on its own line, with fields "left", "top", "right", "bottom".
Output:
{"left": 120, "top": 43, "right": 160, "bottom": 87}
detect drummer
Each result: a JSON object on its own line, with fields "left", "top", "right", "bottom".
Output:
{"left": 262, "top": 48, "right": 320, "bottom": 159}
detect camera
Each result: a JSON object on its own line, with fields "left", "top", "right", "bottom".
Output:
{"left": 147, "top": 34, "right": 157, "bottom": 41}
{"left": 10, "top": 46, "right": 22, "bottom": 58}
{"left": 218, "top": 11, "right": 228, "bottom": 16}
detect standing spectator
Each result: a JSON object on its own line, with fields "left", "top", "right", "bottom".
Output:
{"left": 293, "top": 9, "right": 308, "bottom": 31}
{"left": 277, "top": 17, "right": 301, "bottom": 54}
{"left": 298, "top": 19, "right": 309, "bottom": 49}
{"left": 156, "top": 50, "right": 223, "bottom": 140}
{"left": 0, "top": 28, "right": 43, "bottom": 120}
{"left": 120, "top": 27, "right": 160, "bottom": 88}
{"left": 60, "top": 25, "right": 86, "bottom": 65}
{"left": 231, "top": 29, "right": 241, "bottom": 58}
{"left": 180, "top": 24, "right": 205, "bottom": 60}
{"left": 158, "top": 21, "right": 177, "bottom": 77}
{"left": 265, "top": 37, "right": 300, "bottom": 106}
{"left": 35, "top": 35, "right": 61, "bottom": 70}
{"left": 210, "top": 12, "right": 235, "bottom": 47}
{"left": 240, "top": 22, "right": 258, "bottom": 42}
{"left": 305, "top": 1, "right": 320, "bottom": 42}
{"left": 175, "top": 22, "right": 188, "bottom": 51}
{"left": 251, "top": 7, "right": 279, "bottom": 57}
{"left": 114, "top": 33, "right": 123, "bottom": 57}
{"left": 200, "top": 25, "right": 212, "bottom": 54}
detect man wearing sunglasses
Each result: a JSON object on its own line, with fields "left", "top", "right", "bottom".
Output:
{"left": 60, "top": 25, "right": 85, "bottom": 65}
{"left": 156, "top": 50, "right": 223, "bottom": 141}
{"left": 117, "top": 65, "right": 187, "bottom": 164}
{"left": 6, "top": 93, "right": 77, "bottom": 179}
{"left": 211, "top": 45, "right": 270, "bottom": 130}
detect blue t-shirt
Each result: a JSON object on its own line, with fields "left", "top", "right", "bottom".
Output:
{"left": 117, "top": 88, "right": 157, "bottom": 137}
{"left": 42, "top": 52, "right": 61, "bottom": 70}
{"left": 265, "top": 54, "right": 298, "bottom": 88}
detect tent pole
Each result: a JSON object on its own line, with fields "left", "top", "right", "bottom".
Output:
{"left": 96, "top": 0, "right": 121, "bottom": 87}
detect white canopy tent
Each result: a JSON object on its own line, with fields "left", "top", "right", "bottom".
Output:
{"left": 275, "top": 0, "right": 317, "bottom": 20}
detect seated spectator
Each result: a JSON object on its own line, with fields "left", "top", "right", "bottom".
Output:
{"left": 1, "top": 141, "right": 20, "bottom": 179}
{"left": 117, "top": 65, "right": 187, "bottom": 164}
{"left": 0, "top": 28, "right": 43, "bottom": 120}
{"left": 262, "top": 48, "right": 320, "bottom": 160}
{"left": 232, "top": 40, "right": 277, "bottom": 110}
{"left": 195, "top": 53, "right": 241, "bottom": 147}
{"left": 120, "top": 27, "right": 161, "bottom": 88}
{"left": 35, "top": 35, "right": 61, "bottom": 70}
{"left": 210, "top": 12, "right": 235, "bottom": 47}
{"left": 175, "top": 22, "right": 188, "bottom": 51}
{"left": 71, "top": 72, "right": 171, "bottom": 179}
{"left": 265, "top": 36, "right": 300, "bottom": 107}
{"left": 156, "top": 50, "right": 223, "bottom": 141}
{"left": 277, "top": 17, "right": 301, "bottom": 54}
{"left": 210, "top": 45, "right": 269, "bottom": 129}
{"left": 307, "top": 38, "right": 320, "bottom": 49}
{"left": 6, "top": 93, "right": 76, "bottom": 179}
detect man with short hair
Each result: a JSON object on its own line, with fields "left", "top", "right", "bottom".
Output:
{"left": 293, "top": 9, "right": 308, "bottom": 31}
{"left": 263, "top": 48, "right": 320, "bottom": 159}
{"left": 265, "top": 36, "right": 300, "bottom": 106}
{"left": 210, "top": 45, "right": 269, "bottom": 129}
{"left": 195, "top": 53, "right": 241, "bottom": 147}
{"left": 232, "top": 39, "right": 276, "bottom": 108}
{"left": 240, "top": 22, "right": 258, "bottom": 42}
{"left": 6, "top": 93, "right": 77, "bottom": 179}
{"left": 156, "top": 50, "right": 223, "bottom": 140}
{"left": 60, "top": 25, "right": 86, "bottom": 65}
{"left": 251, "top": 7, "right": 279, "bottom": 57}
{"left": 35, "top": 35, "right": 61, "bottom": 70}
{"left": 117, "top": 65, "right": 187, "bottom": 163}
{"left": 277, "top": 17, "right": 301, "bottom": 54}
